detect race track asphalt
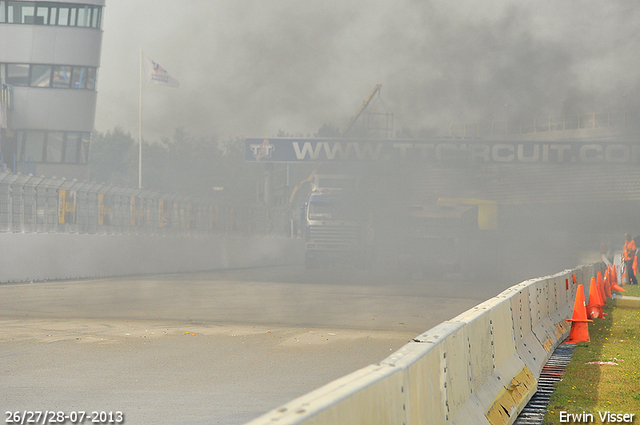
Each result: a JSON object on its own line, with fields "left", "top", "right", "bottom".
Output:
{"left": 0, "top": 265, "right": 513, "bottom": 424}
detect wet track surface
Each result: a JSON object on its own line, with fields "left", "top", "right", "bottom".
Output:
{"left": 0, "top": 265, "right": 514, "bottom": 424}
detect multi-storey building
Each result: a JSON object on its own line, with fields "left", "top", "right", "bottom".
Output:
{"left": 0, "top": 0, "right": 104, "bottom": 180}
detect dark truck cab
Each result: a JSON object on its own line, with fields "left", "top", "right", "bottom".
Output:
{"left": 304, "top": 175, "right": 373, "bottom": 269}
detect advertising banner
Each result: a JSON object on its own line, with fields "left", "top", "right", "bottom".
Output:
{"left": 245, "top": 138, "right": 640, "bottom": 165}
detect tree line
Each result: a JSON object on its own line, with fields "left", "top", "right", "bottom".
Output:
{"left": 89, "top": 127, "right": 260, "bottom": 202}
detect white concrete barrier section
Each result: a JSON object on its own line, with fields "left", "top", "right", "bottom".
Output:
{"left": 0, "top": 233, "right": 304, "bottom": 283}
{"left": 246, "top": 263, "right": 606, "bottom": 425}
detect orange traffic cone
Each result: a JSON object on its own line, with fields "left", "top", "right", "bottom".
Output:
{"left": 598, "top": 272, "right": 608, "bottom": 317}
{"left": 611, "top": 264, "right": 626, "bottom": 292}
{"left": 604, "top": 267, "right": 612, "bottom": 299}
{"left": 612, "top": 282, "right": 626, "bottom": 292}
{"left": 587, "top": 277, "right": 604, "bottom": 319}
{"left": 566, "top": 284, "right": 593, "bottom": 343}
{"left": 597, "top": 271, "right": 607, "bottom": 304}
{"left": 611, "top": 265, "right": 625, "bottom": 291}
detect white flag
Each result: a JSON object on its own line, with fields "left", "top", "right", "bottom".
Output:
{"left": 142, "top": 53, "right": 180, "bottom": 87}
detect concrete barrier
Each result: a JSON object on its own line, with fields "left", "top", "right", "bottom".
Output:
{"left": 246, "top": 263, "right": 606, "bottom": 425}
{"left": 0, "top": 233, "right": 304, "bottom": 283}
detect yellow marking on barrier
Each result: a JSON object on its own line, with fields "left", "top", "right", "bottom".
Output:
{"left": 485, "top": 366, "right": 536, "bottom": 425}
{"left": 542, "top": 335, "right": 554, "bottom": 352}
{"left": 98, "top": 194, "right": 104, "bottom": 226}
{"left": 58, "top": 190, "right": 66, "bottom": 224}
{"left": 555, "top": 321, "right": 570, "bottom": 339}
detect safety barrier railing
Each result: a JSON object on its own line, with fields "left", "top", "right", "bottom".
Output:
{"left": 247, "top": 263, "right": 605, "bottom": 425}
{"left": 0, "top": 171, "right": 294, "bottom": 237}
{"left": 450, "top": 110, "right": 637, "bottom": 138}
{"left": 1, "top": 83, "right": 13, "bottom": 111}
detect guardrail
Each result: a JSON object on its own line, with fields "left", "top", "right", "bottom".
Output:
{"left": 247, "top": 263, "right": 604, "bottom": 425}
{"left": 0, "top": 172, "right": 293, "bottom": 237}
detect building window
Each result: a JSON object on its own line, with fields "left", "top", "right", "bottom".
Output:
{"left": 6, "top": 64, "right": 29, "bottom": 86}
{"left": 68, "top": 5, "right": 75, "bottom": 26}
{"left": 22, "top": 130, "right": 46, "bottom": 162}
{"left": 91, "top": 6, "right": 100, "bottom": 28}
{"left": 48, "top": 5, "right": 56, "bottom": 25}
{"left": 1, "top": 63, "right": 97, "bottom": 90}
{"left": 7, "top": 1, "right": 35, "bottom": 24}
{"left": 80, "top": 132, "right": 90, "bottom": 163}
{"left": 35, "top": 4, "right": 48, "bottom": 24}
{"left": 65, "top": 132, "right": 80, "bottom": 163}
{"left": 57, "top": 5, "right": 68, "bottom": 25}
{"left": 30, "top": 64, "right": 51, "bottom": 87}
{"left": 71, "top": 66, "right": 96, "bottom": 89}
{"left": 52, "top": 65, "right": 71, "bottom": 88}
{"left": 17, "top": 130, "right": 90, "bottom": 164}
{"left": 71, "top": 67, "right": 85, "bottom": 88}
{"left": 46, "top": 131, "right": 64, "bottom": 162}
{"left": 77, "top": 5, "right": 90, "bottom": 27}
{"left": 84, "top": 67, "right": 96, "bottom": 90}
{"left": 0, "top": 2, "right": 102, "bottom": 29}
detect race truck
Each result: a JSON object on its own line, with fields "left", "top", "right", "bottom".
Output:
{"left": 303, "top": 175, "right": 373, "bottom": 269}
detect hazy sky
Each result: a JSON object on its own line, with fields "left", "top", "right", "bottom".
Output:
{"left": 95, "top": 1, "right": 640, "bottom": 142}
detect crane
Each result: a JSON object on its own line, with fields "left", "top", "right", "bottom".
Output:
{"left": 342, "top": 84, "right": 382, "bottom": 135}
{"left": 289, "top": 84, "right": 388, "bottom": 205}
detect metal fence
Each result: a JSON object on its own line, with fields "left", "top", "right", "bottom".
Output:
{"left": 0, "top": 171, "right": 294, "bottom": 236}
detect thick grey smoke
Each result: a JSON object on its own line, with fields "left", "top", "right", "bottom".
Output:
{"left": 96, "top": 0, "right": 640, "bottom": 141}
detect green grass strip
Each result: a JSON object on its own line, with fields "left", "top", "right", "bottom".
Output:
{"left": 544, "top": 285, "right": 640, "bottom": 424}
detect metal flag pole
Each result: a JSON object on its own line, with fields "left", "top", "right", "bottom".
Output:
{"left": 138, "top": 47, "right": 143, "bottom": 189}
